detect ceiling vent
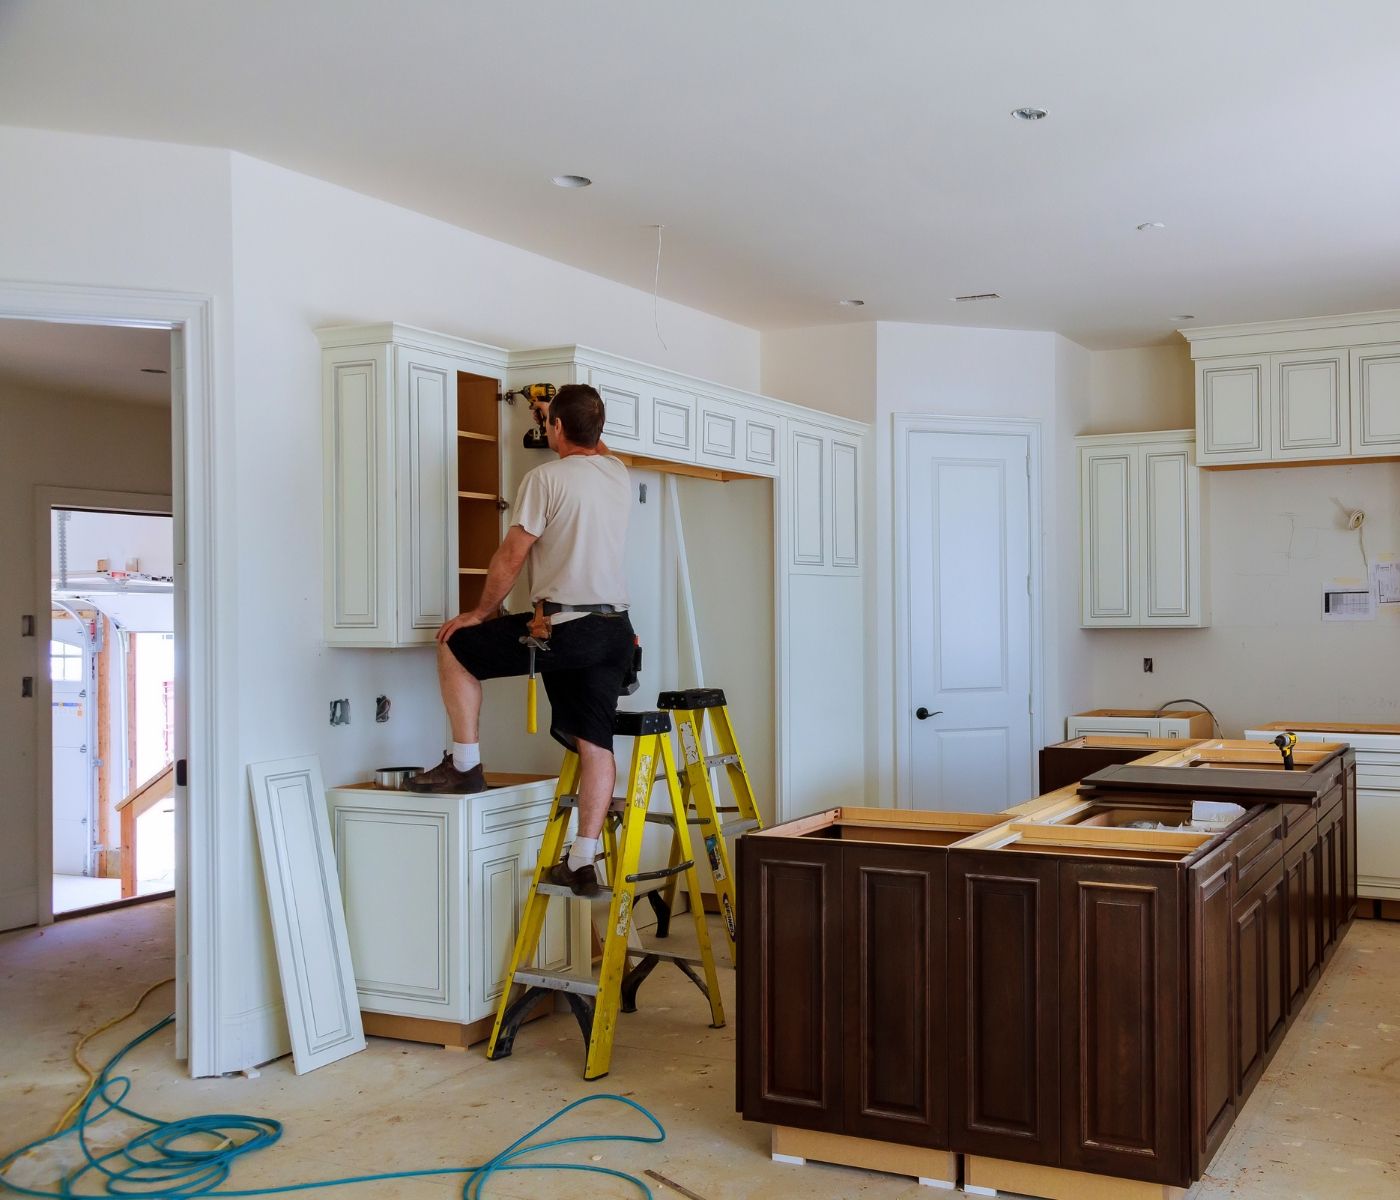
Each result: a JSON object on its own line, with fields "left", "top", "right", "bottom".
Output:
{"left": 953, "top": 292, "right": 1001, "bottom": 302}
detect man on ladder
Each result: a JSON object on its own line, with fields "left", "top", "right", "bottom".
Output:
{"left": 408, "top": 384, "right": 632, "bottom": 899}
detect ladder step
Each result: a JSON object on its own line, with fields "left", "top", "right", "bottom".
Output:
{"left": 537, "top": 881, "right": 614, "bottom": 900}
{"left": 704, "top": 753, "right": 740, "bottom": 767}
{"left": 556, "top": 795, "right": 627, "bottom": 814}
{"left": 511, "top": 968, "right": 599, "bottom": 996}
{"left": 629, "top": 947, "right": 706, "bottom": 967}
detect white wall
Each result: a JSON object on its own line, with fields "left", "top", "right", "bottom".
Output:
{"left": 760, "top": 323, "right": 876, "bottom": 423}
{"left": 0, "top": 383, "right": 172, "bottom": 929}
{"left": 1081, "top": 343, "right": 1400, "bottom": 734}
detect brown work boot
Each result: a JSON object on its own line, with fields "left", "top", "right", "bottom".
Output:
{"left": 544, "top": 857, "right": 601, "bottom": 898}
{"left": 405, "top": 753, "right": 487, "bottom": 794}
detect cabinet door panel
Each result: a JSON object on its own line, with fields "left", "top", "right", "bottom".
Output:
{"left": 1197, "top": 357, "right": 1268, "bottom": 463}
{"left": 738, "top": 839, "right": 843, "bottom": 1131}
{"left": 949, "top": 853, "right": 1059, "bottom": 1165}
{"left": 1233, "top": 888, "right": 1268, "bottom": 1101}
{"left": 1284, "top": 845, "right": 1309, "bottom": 1013}
{"left": 470, "top": 846, "right": 525, "bottom": 1021}
{"left": 325, "top": 349, "right": 391, "bottom": 639}
{"left": 588, "top": 368, "right": 645, "bottom": 447}
{"left": 697, "top": 396, "right": 739, "bottom": 467}
{"left": 1263, "top": 871, "right": 1289, "bottom": 1052}
{"left": 648, "top": 383, "right": 696, "bottom": 461}
{"left": 1274, "top": 351, "right": 1349, "bottom": 459}
{"left": 1141, "top": 444, "right": 1195, "bottom": 621}
{"left": 789, "top": 428, "right": 826, "bottom": 567}
{"left": 1189, "top": 855, "right": 1236, "bottom": 1175}
{"left": 396, "top": 352, "right": 455, "bottom": 642}
{"left": 1080, "top": 446, "right": 1136, "bottom": 624}
{"left": 842, "top": 847, "right": 947, "bottom": 1146}
{"left": 1060, "top": 863, "right": 1186, "bottom": 1186}
{"left": 744, "top": 415, "right": 779, "bottom": 472}
{"left": 1350, "top": 347, "right": 1400, "bottom": 454}
{"left": 831, "top": 438, "right": 860, "bottom": 568}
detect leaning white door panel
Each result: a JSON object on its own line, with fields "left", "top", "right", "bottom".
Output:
{"left": 904, "top": 430, "right": 1033, "bottom": 813}
{"left": 248, "top": 757, "right": 365, "bottom": 1073}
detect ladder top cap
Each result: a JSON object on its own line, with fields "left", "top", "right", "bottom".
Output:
{"left": 613, "top": 710, "right": 673, "bottom": 735}
{"left": 657, "top": 688, "right": 728, "bottom": 710}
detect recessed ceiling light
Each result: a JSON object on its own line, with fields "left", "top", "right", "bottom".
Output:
{"left": 1173, "top": 314, "right": 1196, "bottom": 321}
{"left": 140, "top": 367, "right": 168, "bottom": 374}
{"left": 551, "top": 174, "right": 592, "bottom": 188}
{"left": 1136, "top": 221, "right": 1166, "bottom": 231}
{"left": 1011, "top": 107, "right": 1047, "bottom": 121}
{"left": 953, "top": 292, "right": 1001, "bottom": 302}
{"left": 839, "top": 298, "right": 865, "bottom": 307}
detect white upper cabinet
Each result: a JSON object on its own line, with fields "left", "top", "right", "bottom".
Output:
{"left": 1078, "top": 431, "right": 1207, "bottom": 628}
{"left": 1273, "top": 349, "right": 1349, "bottom": 459}
{"left": 646, "top": 382, "right": 696, "bottom": 461}
{"left": 319, "top": 325, "right": 508, "bottom": 648}
{"left": 783, "top": 420, "right": 863, "bottom": 574}
{"left": 1351, "top": 347, "right": 1400, "bottom": 454}
{"left": 1187, "top": 310, "right": 1400, "bottom": 465}
{"left": 587, "top": 366, "right": 647, "bottom": 450}
{"left": 1196, "top": 356, "right": 1269, "bottom": 464}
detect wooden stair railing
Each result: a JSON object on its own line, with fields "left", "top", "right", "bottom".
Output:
{"left": 115, "top": 763, "right": 174, "bottom": 898}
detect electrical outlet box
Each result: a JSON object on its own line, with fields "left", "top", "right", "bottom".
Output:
{"left": 1143, "top": 657, "right": 1154, "bottom": 673}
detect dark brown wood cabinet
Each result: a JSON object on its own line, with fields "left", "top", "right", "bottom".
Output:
{"left": 1058, "top": 861, "right": 1185, "bottom": 1184}
{"left": 1189, "top": 853, "right": 1236, "bottom": 1176}
{"left": 948, "top": 852, "right": 1060, "bottom": 1166}
{"left": 842, "top": 846, "right": 947, "bottom": 1146}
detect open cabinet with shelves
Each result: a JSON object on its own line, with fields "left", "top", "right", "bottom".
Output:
{"left": 455, "top": 371, "right": 503, "bottom": 618}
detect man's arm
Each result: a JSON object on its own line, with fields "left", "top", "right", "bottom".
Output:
{"left": 435, "top": 525, "right": 538, "bottom": 642}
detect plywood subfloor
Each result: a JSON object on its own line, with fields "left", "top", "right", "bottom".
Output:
{"left": 1, "top": 901, "right": 1397, "bottom": 1198}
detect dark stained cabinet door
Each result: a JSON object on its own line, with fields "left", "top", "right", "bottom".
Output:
{"left": 1318, "top": 806, "right": 1341, "bottom": 963}
{"left": 1189, "top": 854, "right": 1236, "bottom": 1177}
{"left": 1262, "top": 868, "right": 1289, "bottom": 1054}
{"left": 841, "top": 846, "right": 947, "bottom": 1146}
{"left": 737, "top": 837, "right": 844, "bottom": 1131}
{"left": 948, "top": 852, "right": 1060, "bottom": 1166}
{"left": 1058, "top": 862, "right": 1187, "bottom": 1186}
{"left": 1233, "top": 886, "right": 1269, "bottom": 1102}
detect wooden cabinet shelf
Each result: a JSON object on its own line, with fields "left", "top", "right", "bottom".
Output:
{"left": 458, "top": 491, "right": 497, "bottom": 501}
{"left": 457, "top": 430, "right": 498, "bottom": 443}
{"left": 458, "top": 568, "right": 488, "bottom": 575}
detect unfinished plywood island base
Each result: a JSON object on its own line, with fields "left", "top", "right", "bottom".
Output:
{"left": 962, "top": 1155, "right": 1184, "bottom": 1200}
{"left": 771, "top": 1126, "right": 956, "bottom": 1190}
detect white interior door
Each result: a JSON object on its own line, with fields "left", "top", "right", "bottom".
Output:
{"left": 901, "top": 428, "right": 1034, "bottom": 813}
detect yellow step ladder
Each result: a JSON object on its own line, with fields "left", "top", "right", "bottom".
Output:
{"left": 646, "top": 688, "right": 763, "bottom": 965}
{"left": 485, "top": 709, "right": 725, "bottom": 1080}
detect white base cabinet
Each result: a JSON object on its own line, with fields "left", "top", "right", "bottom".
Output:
{"left": 326, "top": 778, "right": 588, "bottom": 1030}
{"left": 1077, "top": 430, "right": 1208, "bottom": 627}
{"left": 1246, "top": 725, "right": 1400, "bottom": 901}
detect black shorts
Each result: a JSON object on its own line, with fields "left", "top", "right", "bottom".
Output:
{"left": 447, "top": 611, "right": 636, "bottom": 752}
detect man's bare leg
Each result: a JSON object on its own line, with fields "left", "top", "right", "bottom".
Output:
{"left": 574, "top": 739, "right": 617, "bottom": 840}
{"left": 437, "top": 640, "right": 482, "bottom": 745}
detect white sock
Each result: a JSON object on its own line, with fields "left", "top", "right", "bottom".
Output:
{"left": 452, "top": 742, "right": 480, "bottom": 772}
{"left": 568, "top": 836, "right": 600, "bottom": 873}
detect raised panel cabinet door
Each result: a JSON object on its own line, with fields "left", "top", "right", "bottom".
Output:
{"left": 1283, "top": 841, "right": 1311, "bottom": 1013}
{"left": 830, "top": 437, "right": 860, "bottom": 568}
{"left": 324, "top": 344, "right": 392, "bottom": 642}
{"left": 1262, "top": 869, "right": 1289, "bottom": 1053}
{"left": 789, "top": 427, "right": 827, "bottom": 567}
{"left": 841, "top": 845, "right": 948, "bottom": 1148}
{"left": 1349, "top": 347, "right": 1400, "bottom": 455}
{"left": 697, "top": 395, "right": 740, "bottom": 468}
{"left": 395, "top": 350, "right": 457, "bottom": 644}
{"left": 1196, "top": 356, "right": 1269, "bottom": 463}
{"left": 1188, "top": 855, "right": 1236, "bottom": 1176}
{"left": 1273, "top": 350, "right": 1350, "bottom": 459}
{"left": 468, "top": 844, "right": 525, "bottom": 1022}
{"left": 1232, "top": 887, "right": 1268, "bottom": 1103}
{"left": 948, "top": 852, "right": 1060, "bottom": 1166}
{"left": 737, "top": 837, "right": 844, "bottom": 1132}
{"left": 743, "top": 413, "right": 779, "bottom": 474}
{"left": 1318, "top": 805, "right": 1343, "bottom": 960}
{"left": 587, "top": 368, "right": 646, "bottom": 448}
{"left": 647, "top": 383, "right": 696, "bottom": 461}
{"left": 1080, "top": 445, "right": 1137, "bottom": 625}
{"left": 1140, "top": 442, "right": 1201, "bottom": 624}
{"left": 1058, "top": 862, "right": 1187, "bottom": 1186}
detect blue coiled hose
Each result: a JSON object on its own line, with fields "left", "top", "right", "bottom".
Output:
{"left": 0, "top": 1015, "right": 666, "bottom": 1199}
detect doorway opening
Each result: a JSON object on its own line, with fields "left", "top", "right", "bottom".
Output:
{"left": 50, "top": 507, "right": 176, "bottom": 917}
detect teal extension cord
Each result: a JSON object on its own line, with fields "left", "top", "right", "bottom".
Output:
{"left": 0, "top": 1015, "right": 666, "bottom": 1199}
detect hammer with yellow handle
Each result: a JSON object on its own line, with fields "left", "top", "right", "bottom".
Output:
{"left": 520, "top": 601, "right": 552, "bottom": 734}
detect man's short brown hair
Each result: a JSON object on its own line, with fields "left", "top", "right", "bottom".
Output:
{"left": 550, "top": 384, "right": 606, "bottom": 448}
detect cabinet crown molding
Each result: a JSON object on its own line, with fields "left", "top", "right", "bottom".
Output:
{"left": 1075, "top": 428, "right": 1193, "bottom": 447}
{"left": 1183, "top": 309, "right": 1400, "bottom": 358}
{"left": 315, "top": 323, "right": 510, "bottom": 369}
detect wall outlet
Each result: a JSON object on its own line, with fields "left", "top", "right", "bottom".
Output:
{"left": 1143, "top": 657, "right": 1154, "bottom": 673}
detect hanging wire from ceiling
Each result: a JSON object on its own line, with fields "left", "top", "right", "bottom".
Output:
{"left": 650, "top": 223, "right": 668, "bottom": 352}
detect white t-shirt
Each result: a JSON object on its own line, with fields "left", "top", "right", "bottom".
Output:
{"left": 512, "top": 454, "right": 630, "bottom": 620}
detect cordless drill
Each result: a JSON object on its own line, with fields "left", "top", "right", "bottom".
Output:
{"left": 1273, "top": 731, "right": 1297, "bottom": 770}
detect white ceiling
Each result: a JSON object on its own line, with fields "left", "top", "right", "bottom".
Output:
{"left": 3, "top": 1, "right": 1400, "bottom": 349}
{"left": 0, "top": 320, "right": 171, "bottom": 405}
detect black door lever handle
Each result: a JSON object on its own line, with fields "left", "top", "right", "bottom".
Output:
{"left": 915, "top": 708, "right": 943, "bottom": 721}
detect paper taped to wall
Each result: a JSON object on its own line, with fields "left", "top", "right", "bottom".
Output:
{"left": 1322, "top": 585, "right": 1375, "bottom": 621}
{"left": 1373, "top": 561, "right": 1400, "bottom": 605}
